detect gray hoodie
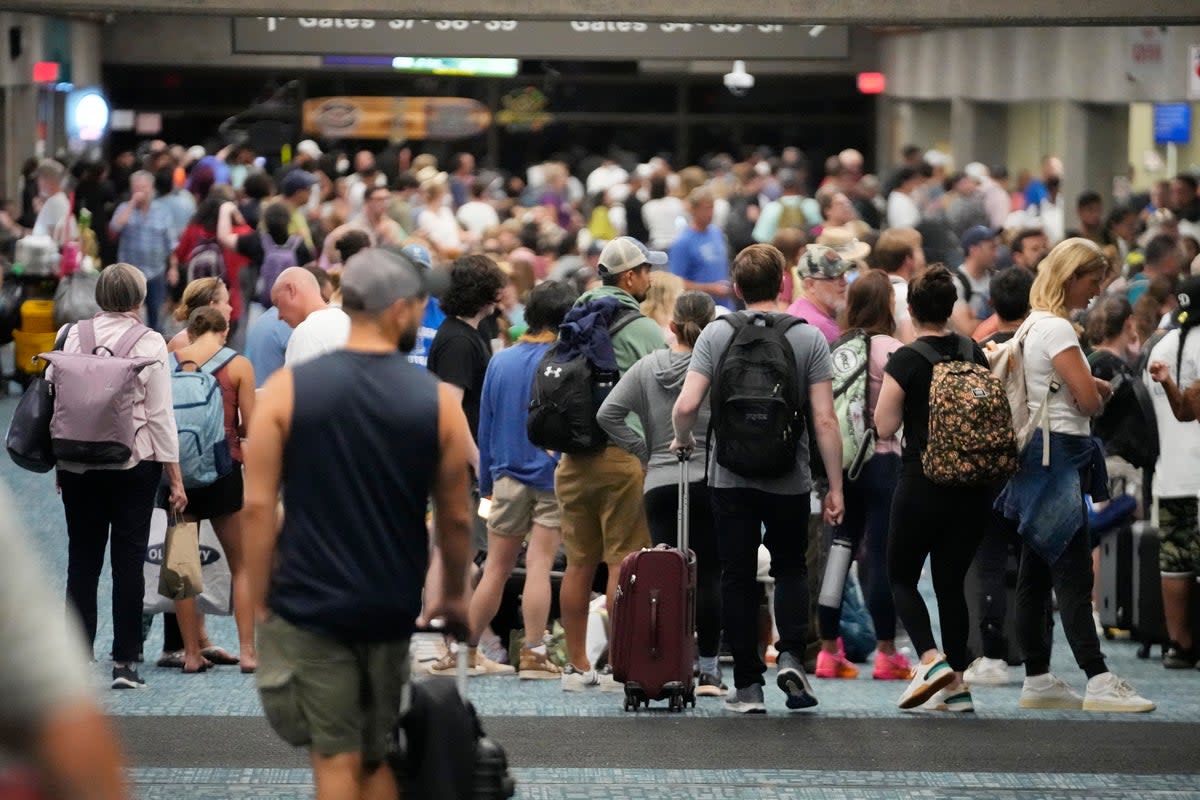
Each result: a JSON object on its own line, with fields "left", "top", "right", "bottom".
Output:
{"left": 597, "top": 349, "right": 711, "bottom": 493}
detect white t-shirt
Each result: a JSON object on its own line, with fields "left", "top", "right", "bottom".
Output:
{"left": 641, "top": 196, "right": 686, "bottom": 251}
{"left": 418, "top": 206, "right": 465, "bottom": 253}
{"left": 456, "top": 201, "right": 500, "bottom": 237}
{"left": 889, "top": 275, "right": 911, "bottom": 326}
{"left": 886, "top": 191, "right": 920, "bottom": 229}
{"left": 32, "top": 192, "right": 76, "bottom": 244}
{"left": 1023, "top": 314, "right": 1089, "bottom": 437}
{"left": 285, "top": 306, "right": 350, "bottom": 367}
{"left": 1147, "top": 329, "right": 1200, "bottom": 498}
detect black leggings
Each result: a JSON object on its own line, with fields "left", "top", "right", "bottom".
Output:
{"left": 818, "top": 453, "right": 900, "bottom": 642}
{"left": 888, "top": 465, "right": 990, "bottom": 672}
{"left": 644, "top": 481, "right": 721, "bottom": 660}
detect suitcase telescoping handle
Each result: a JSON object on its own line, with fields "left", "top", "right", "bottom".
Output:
{"left": 676, "top": 451, "right": 690, "bottom": 553}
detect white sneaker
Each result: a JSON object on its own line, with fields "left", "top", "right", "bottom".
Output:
{"left": 1083, "top": 672, "right": 1155, "bottom": 713}
{"left": 921, "top": 684, "right": 975, "bottom": 713}
{"left": 897, "top": 654, "right": 955, "bottom": 709}
{"left": 561, "top": 664, "right": 599, "bottom": 692}
{"left": 1019, "top": 673, "right": 1083, "bottom": 710}
{"left": 963, "top": 657, "right": 1010, "bottom": 686}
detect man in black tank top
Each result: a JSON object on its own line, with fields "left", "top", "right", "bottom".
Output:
{"left": 243, "top": 248, "right": 473, "bottom": 798}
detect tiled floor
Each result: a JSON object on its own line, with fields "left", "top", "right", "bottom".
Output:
{"left": 4, "top": 395, "right": 1200, "bottom": 799}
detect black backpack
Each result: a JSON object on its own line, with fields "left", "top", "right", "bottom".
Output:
{"left": 710, "top": 313, "right": 806, "bottom": 478}
{"left": 527, "top": 307, "right": 642, "bottom": 454}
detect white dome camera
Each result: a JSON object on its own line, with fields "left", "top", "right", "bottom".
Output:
{"left": 723, "top": 60, "right": 755, "bottom": 96}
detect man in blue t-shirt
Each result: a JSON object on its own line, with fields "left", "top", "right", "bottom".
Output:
{"left": 402, "top": 243, "right": 448, "bottom": 366}
{"left": 433, "top": 281, "right": 577, "bottom": 679}
{"left": 670, "top": 188, "right": 735, "bottom": 310}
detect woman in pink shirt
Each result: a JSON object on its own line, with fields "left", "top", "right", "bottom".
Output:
{"left": 55, "top": 264, "right": 187, "bottom": 691}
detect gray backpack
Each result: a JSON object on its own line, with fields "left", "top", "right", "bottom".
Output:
{"left": 40, "top": 318, "right": 158, "bottom": 465}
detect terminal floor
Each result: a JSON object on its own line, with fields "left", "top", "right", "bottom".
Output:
{"left": 2, "top": 396, "right": 1199, "bottom": 799}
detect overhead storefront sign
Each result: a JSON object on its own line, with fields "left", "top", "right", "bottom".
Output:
{"left": 233, "top": 17, "right": 849, "bottom": 61}
{"left": 1189, "top": 44, "right": 1200, "bottom": 101}
{"left": 302, "top": 96, "right": 491, "bottom": 141}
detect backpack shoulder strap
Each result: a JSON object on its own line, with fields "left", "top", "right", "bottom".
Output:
{"left": 77, "top": 318, "right": 97, "bottom": 355}
{"left": 716, "top": 313, "right": 748, "bottom": 333}
{"left": 956, "top": 334, "right": 975, "bottom": 363}
{"left": 111, "top": 323, "right": 153, "bottom": 359}
{"left": 909, "top": 339, "right": 944, "bottom": 366}
{"left": 201, "top": 346, "right": 238, "bottom": 376}
{"left": 607, "top": 307, "right": 644, "bottom": 339}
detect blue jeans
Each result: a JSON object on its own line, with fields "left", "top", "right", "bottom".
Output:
{"left": 819, "top": 453, "right": 900, "bottom": 642}
{"left": 712, "top": 487, "right": 809, "bottom": 689}
{"left": 144, "top": 272, "right": 167, "bottom": 332}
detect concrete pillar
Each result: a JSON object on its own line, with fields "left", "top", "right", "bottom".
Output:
{"left": 69, "top": 18, "right": 103, "bottom": 88}
{"left": 1059, "top": 101, "right": 1088, "bottom": 231}
{"left": 0, "top": 13, "right": 45, "bottom": 202}
{"left": 950, "top": 98, "right": 977, "bottom": 169}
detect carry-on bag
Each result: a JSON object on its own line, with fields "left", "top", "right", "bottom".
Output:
{"left": 610, "top": 452, "right": 697, "bottom": 712}
{"left": 390, "top": 632, "right": 516, "bottom": 800}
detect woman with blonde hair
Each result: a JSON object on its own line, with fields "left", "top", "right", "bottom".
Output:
{"left": 640, "top": 271, "right": 685, "bottom": 345}
{"left": 996, "top": 237, "right": 1154, "bottom": 713}
{"left": 166, "top": 277, "right": 232, "bottom": 353}
{"left": 416, "top": 174, "right": 467, "bottom": 259}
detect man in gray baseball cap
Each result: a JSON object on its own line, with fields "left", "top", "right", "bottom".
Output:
{"left": 245, "top": 245, "right": 471, "bottom": 795}
{"left": 340, "top": 247, "right": 429, "bottom": 352}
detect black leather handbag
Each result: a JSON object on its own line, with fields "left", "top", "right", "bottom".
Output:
{"left": 6, "top": 327, "right": 67, "bottom": 472}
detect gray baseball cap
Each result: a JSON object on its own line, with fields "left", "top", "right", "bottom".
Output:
{"left": 340, "top": 248, "right": 425, "bottom": 312}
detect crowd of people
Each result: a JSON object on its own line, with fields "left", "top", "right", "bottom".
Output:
{"left": 3, "top": 136, "right": 1200, "bottom": 798}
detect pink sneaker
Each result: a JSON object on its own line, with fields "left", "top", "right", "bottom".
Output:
{"left": 873, "top": 650, "right": 915, "bottom": 681}
{"left": 815, "top": 649, "right": 860, "bottom": 679}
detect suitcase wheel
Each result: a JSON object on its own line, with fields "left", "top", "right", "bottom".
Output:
{"left": 1136, "top": 642, "right": 1151, "bottom": 659}
{"left": 623, "top": 686, "right": 642, "bottom": 713}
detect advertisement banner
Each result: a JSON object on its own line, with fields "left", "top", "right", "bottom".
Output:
{"left": 302, "top": 96, "right": 492, "bottom": 141}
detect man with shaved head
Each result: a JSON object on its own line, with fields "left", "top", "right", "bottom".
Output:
{"left": 273, "top": 266, "right": 349, "bottom": 367}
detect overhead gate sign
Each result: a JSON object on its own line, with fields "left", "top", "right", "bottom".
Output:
{"left": 231, "top": 17, "right": 849, "bottom": 61}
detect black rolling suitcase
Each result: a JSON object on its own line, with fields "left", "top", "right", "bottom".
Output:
{"left": 390, "top": 639, "right": 516, "bottom": 799}
{"left": 1099, "top": 520, "right": 1170, "bottom": 658}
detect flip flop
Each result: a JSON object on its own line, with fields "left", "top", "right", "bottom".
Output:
{"left": 201, "top": 646, "right": 240, "bottom": 666}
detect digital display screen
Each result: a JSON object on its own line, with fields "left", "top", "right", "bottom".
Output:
{"left": 323, "top": 55, "right": 520, "bottom": 77}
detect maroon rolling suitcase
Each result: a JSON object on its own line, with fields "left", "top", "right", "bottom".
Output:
{"left": 610, "top": 453, "right": 697, "bottom": 712}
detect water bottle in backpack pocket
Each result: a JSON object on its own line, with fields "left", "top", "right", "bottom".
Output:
{"left": 170, "top": 348, "right": 237, "bottom": 488}
{"left": 255, "top": 234, "right": 304, "bottom": 308}
{"left": 709, "top": 313, "right": 806, "bottom": 479}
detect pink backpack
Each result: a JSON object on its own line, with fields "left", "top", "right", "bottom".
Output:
{"left": 41, "top": 318, "right": 158, "bottom": 465}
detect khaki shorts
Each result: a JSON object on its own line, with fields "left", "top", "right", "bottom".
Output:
{"left": 556, "top": 445, "right": 650, "bottom": 566}
{"left": 256, "top": 613, "right": 410, "bottom": 765}
{"left": 489, "top": 475, "right": 561, "bottom": 536}
{"left": 1157, "top": 496, "right": 1200, "bottom": 576}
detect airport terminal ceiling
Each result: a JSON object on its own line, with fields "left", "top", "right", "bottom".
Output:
{"left": 16, "top": 0, "right": 1200, "bottom": 25}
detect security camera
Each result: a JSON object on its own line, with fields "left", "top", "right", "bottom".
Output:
{"left": 724, "top": 60, "right": 755, "bottom": 96}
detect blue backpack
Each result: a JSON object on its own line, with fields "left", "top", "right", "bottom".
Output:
{"left": 170, "top": 348, "right": 237, "bottom": 489}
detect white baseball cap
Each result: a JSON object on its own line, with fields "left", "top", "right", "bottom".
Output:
{"left": 598, "top": 236, "right": 668, "bottom": 275}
